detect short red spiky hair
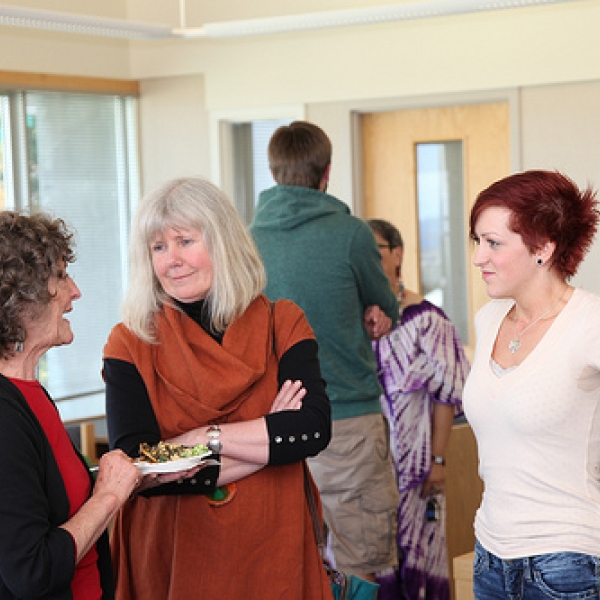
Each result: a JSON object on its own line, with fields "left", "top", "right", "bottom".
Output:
{"left": 470, "top": 170, "right": 599, "bottom": 279}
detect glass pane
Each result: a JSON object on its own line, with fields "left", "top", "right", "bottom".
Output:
{"left": 251, "top": 120, "right": 285, "bottom": 202}
{"left": 24, "top": 91, "right": 137, "bottom": 401}
{"left": 231, "top": 119, "right": 289, "bottom": 223}
{"left": 416, "top": 141, "right": 469, "bottom": 344}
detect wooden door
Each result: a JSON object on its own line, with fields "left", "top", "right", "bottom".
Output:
{"left": 361, "top": 102, "right": 510, "bottom": 355}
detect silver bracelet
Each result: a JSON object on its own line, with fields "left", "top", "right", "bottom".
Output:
{"left": 207, "top": 424, "right": 222, "bottom": 454}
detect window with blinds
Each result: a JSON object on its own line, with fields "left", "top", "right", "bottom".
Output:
{"left": 0, "top": 89, "right": 139, "bottom": 420}
{"left": 231, "top": 119, "right": 289, "bottom": 223}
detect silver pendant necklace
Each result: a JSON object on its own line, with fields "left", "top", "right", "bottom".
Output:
{"left": 508, "top": 287, "right": 568, "bottom": 354}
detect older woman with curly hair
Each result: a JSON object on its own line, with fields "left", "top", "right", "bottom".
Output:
{"left": 465, "top": 170, "right": 600, "bottom": 599}
{"left": 0, "top": 211, "right": 141, "bottom": 600}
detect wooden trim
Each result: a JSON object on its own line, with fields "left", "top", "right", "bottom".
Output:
{"left": 62, "top": 415, "right": 106, "bottom": 425}
{"left": 79, "top": 422, "right": 99, "bottom": 464}
{"left": 453, "top": 552, "right": 474, "bottom": 600}
{"left": 0, "top": 70, "right": 139, "bottom": 95}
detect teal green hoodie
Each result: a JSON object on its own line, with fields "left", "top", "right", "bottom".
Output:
{"left": 251, "top": 185, "right": 398, "bottom": 420}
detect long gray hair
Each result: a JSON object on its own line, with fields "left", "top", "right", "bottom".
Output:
{"left": 121, "top": 178, "right": 266, "bottom": 343}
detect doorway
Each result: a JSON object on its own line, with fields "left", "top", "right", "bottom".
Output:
{"left": 360, "top": 101, "right": 510, "bottom": 596}
{"left": 360, "top": 101, "right": 510, "bottom": 353}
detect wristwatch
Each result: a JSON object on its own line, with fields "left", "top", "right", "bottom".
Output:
{"left": 432, "top": 455, "right": 445, "bottom": 466}
{"left": 206, "top": 424, "right": 222, "bottom": 454}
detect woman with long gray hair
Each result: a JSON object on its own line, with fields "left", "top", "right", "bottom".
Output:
{"left": 103, "top": 177, "right": 333, "bottom": 599}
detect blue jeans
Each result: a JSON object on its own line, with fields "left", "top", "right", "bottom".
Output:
{"left": 473, "top": 539, "right": 600, "bottom": 599}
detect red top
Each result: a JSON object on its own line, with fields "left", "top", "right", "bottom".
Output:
{"left": 12, "top": 378, "right": 102, "bottom": 600}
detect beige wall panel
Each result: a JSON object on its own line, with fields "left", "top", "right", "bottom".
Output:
{"left": 0, "top": 31, "right": 130, "bottom": 80}
{"left": 138, "top": 75, "right": 210, "bottom": 194}
{"left": 126, "top": 4, "right": 600, "bottom": 109}
{"left": 520, "top": 80, "right": 600, "bottom": 294}
{"left": 0, "top": 2, "right": 598, "bottom": 101}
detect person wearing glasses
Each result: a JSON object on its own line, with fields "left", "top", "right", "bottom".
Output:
{"left": 367, "top": 218, "right": 469, "bottom": 600}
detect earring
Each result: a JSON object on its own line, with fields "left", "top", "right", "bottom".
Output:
{"left": 537, "top": 258, "right": 543, "bottom": 266}
{"left": 14, "top": 341, "right": 24, "bottom": 352}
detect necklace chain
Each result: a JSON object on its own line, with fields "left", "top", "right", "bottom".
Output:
{"left": 508, "top": 287, "right": 569, "bottom": 354}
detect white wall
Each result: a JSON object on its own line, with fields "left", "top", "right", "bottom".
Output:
{"left": 520, "top": 79, "right": 600, "bottom": 291}
{"left": 2, "top": 0, "right": 600, "bottom": 291}
{"left": 138, "top": 74, "right": 210, "bottom": 193}
{"left": 0, "top": 0, "right": 131, "bottom": 78}
{"left": 1, "top": 2, "right": 599, "bottom": 103}
{"left": 126, "top": 2, "right": 600, "bottom": 109}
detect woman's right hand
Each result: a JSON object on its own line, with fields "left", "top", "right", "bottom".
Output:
{"left": 61, "top": 449, "right": 141, "bottom": 562}
{"left": 270, "top": 379, "right": 306, "bottom": 413}
{"left": 93, "top": 449, "right": 141, "bottom": 505}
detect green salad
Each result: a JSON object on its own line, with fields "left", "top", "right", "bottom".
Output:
{"left": 138, "top": 441, "right": 209, "bottom": 463}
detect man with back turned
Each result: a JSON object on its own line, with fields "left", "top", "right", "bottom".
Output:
{"left": 251, "top": 120, "right": 399, "bottom": 583}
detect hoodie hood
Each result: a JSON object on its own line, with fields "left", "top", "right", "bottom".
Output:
{"left": 252, "top": 185, "right": 350, "bottom": 230}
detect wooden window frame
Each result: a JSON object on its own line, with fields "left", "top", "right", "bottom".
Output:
{"left": 0, "top": 70, "right": 139, "bottom": 95}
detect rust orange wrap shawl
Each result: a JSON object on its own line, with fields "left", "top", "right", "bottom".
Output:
{"left": 104, "top": 295, "right": 333, "bottom": 599}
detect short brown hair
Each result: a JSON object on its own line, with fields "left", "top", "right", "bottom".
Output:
{"left": 268, "top": 121, "right": 332, "bottom": 189}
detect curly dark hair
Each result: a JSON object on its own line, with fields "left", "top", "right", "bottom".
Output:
{"left": 0, "top": 211, "right": 76, "bottom": 359}
{"left": 469, "top": 170, "right": 599, "bottom": 279}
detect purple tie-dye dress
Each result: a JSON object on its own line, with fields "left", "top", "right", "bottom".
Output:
{"left": 373, "top": 300, "right": 469, "bottom": 600}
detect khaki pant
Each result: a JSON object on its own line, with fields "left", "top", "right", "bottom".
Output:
{"left": 307, "top": 413, "right": 399, "bottom": 574}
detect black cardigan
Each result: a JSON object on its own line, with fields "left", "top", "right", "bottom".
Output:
{"left": 0, "top": 375, "right": 113, "bottom": 600}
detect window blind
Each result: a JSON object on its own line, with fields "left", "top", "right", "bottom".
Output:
{"left": 4, "top": 90, "right": 139, "bottom": 406}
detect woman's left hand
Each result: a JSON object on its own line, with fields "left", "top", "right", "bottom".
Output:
{"left": 137, "top": 465, "right": 203, "bottom": 492}
{"left": 364, "top": 305, "right": 392, "bottom": 340}
{"left": 421, "top": 463, "right": 446, "bottom": 499}
{"left": 270, "top": 379, "right": 306, "bottom": 413}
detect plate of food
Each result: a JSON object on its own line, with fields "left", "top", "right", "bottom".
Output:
{"left": 134, "top": 441, "right": 216, "bottom": 475}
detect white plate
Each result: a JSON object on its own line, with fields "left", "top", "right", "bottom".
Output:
{"left": 135, "top": 452, "right": 215, "bottom": 475}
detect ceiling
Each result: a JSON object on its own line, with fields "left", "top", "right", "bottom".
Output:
{"left": 0, "top": 0, "right": 586, "bottom": 40}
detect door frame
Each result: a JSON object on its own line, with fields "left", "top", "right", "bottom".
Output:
{"left": 335, "top": 89, "right": 522, "bottom": 356}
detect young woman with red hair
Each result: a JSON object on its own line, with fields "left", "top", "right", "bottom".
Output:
{"left": 465, "top": 170, "right": 600, "bottom": 599}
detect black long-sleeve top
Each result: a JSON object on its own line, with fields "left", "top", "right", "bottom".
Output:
{"left": 104, "top": 300, "right": 331, "bottom": 497}
{"left": 0, "top": 375, "right": 114, "bottom": 599}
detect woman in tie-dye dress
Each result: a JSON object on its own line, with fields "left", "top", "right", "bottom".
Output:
{"left": 368, "top": 219, "right": 470, "bottom": 600}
